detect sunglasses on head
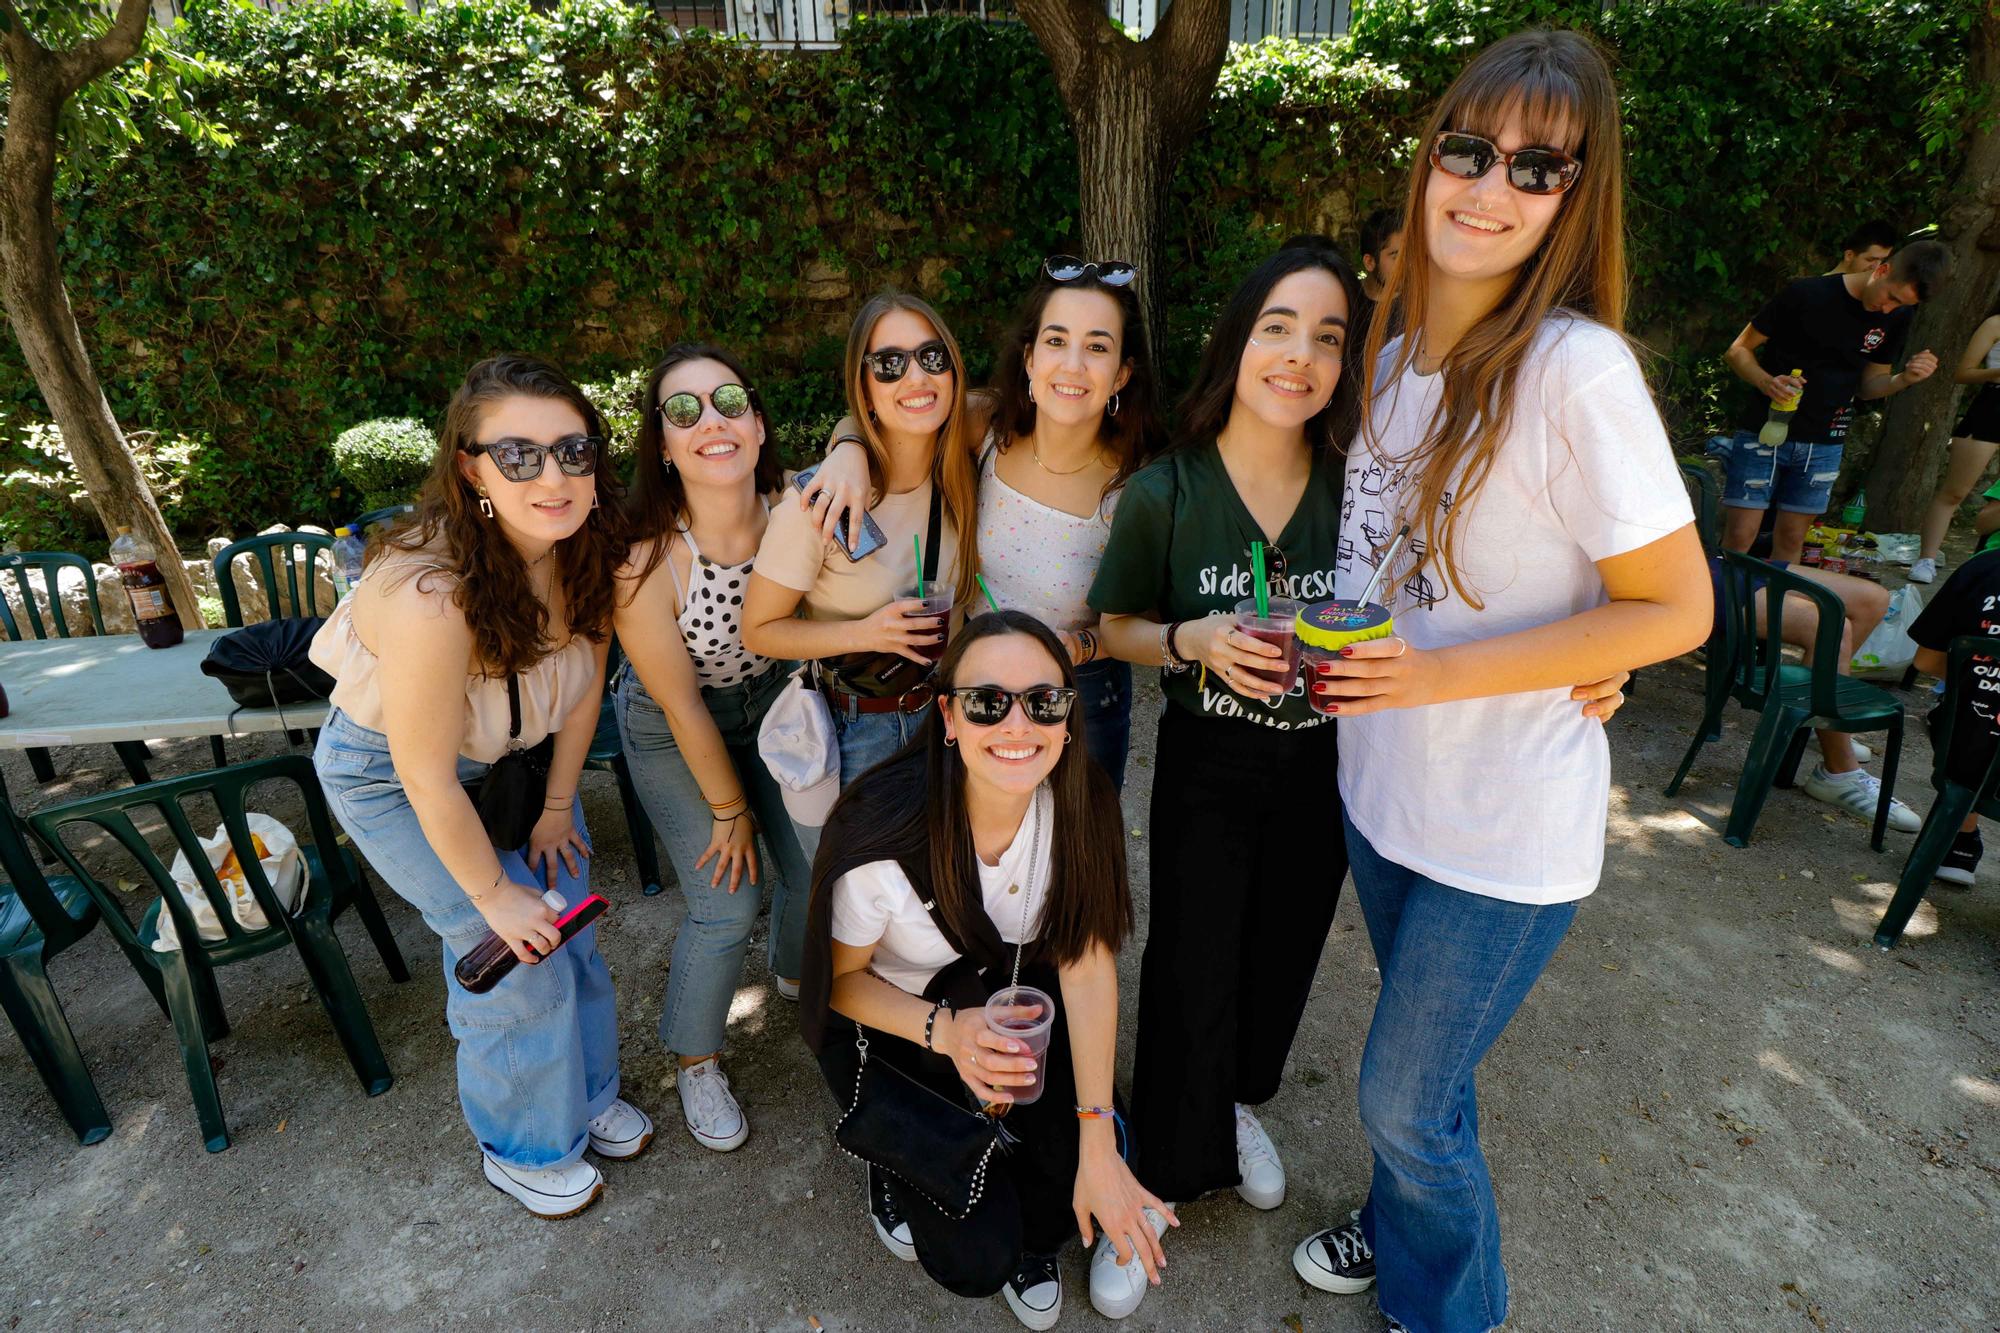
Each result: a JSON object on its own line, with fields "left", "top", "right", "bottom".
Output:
{"left": 462, "top": 434, "right": 602, "bottom": 482}
{"left": 1043, "top": 255, "right": 1138, "bottom": 287}
{"left": 1430, "top": 131, "right": 1581, "bottom": 195}
{"left": 659, "top": 382, "right": 752, "bottom": 430}
{"left": 863, "top": 341, "right": 954, "bottom": 384}
{"left": 947, "top": 685, "right": 1078, "bottom": 727}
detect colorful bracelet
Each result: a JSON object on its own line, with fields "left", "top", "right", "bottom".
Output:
{"left": 1075, "top": 1104, "right": 1116, "bottom": 1120}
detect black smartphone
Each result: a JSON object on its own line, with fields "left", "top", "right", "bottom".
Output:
{"left": 793, "top": 464, "right": 889, "bottom": 562}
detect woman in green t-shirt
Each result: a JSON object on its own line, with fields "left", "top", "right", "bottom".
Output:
{"left": 1082, "top": 242, "right": 1360, "bottom": 1319}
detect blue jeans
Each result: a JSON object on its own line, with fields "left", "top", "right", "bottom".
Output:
{"left": 614, "top": 664, "right": 813, "bottom": 1057}
{"left": 1075, "top": 657, "right": 1133, "bottom": 791}
{"left": 1345, "top": 812, "right": 1578, "bottom": 1333}
{"left": 1717, "top": 430, "right": 1843, "bottom": 515}
{"left": 313, "top": 710, "right": 620, "bottom": 1171}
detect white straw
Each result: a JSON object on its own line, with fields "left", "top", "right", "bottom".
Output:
{"left": 1357, "top": 524, "right": 1412, "bottom": 607}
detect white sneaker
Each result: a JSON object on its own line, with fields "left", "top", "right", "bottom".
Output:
{"left": 1811, "top": 733, "right": 1872, "bottom": 765}
{"left": 1801, "top": 764, "right": 1921, "bottom": 833}
{"left": 676, "top": 1057, "right": 749, "bottom": 1151}
{"left": 1088, "top": 1205, "right": 1170, "bottom": 1319}
{"left": 482, "top": 1151, "right": 604, "bottom": 1219}
{"left": 774, "top": 976, "right": 800, "bottom": 1001}
{"left": 1003, "top": 1253, "right": 1063, "bottom": 1330}
{"left": 1909, "top": 557, "right": 1938, "bottom": 584}
{"left": 1234, "top": 1103, "right": 1285, "bottom": 1210}
{"left": 586, "top": 1097, "right": 655, "bottom": 1160}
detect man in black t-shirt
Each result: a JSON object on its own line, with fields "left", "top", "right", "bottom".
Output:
{"left": 1822, "top": 219, "right": 1898, "bottom": 276}
{"left": 1908, "top": 547, "right": 2000, "bottom": 886}
{"left": 1718, "top": 239, "right": 1951, "bottom": 563}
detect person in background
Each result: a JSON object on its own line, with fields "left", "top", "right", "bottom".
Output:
{"left": 1910, "top": 306, "right": 2000, "bottom": 583}
{"left": 1824, "top": 219, "right": 1898, "bottom": 276}
{"left": 798, "top": 611, "right": 1169, "bottom": 1330}
{"left": 1718, "top": 238, "right": 1950, "bottom": 564}
{"left": 1908, "top": 544, "right": 2000, "bottom": 885}
{"left": 612, "top": 342, "right": 816, "bottom": 1154}
{"left": 310, "top": 354, "right": 649, "bottom": 1220}
{"left": 1288, "top": 31, "right": 1711, "bottom": 1332}
{"left": 1355, "top": 206, "right": 1404, "bottom": 340}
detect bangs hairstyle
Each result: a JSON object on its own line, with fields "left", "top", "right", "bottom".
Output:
{"left": 843, "top": 291, "right": 983, "bottom": 610}
{"left": 1362, "top": 28, "right": 1627, "bottom": 609}
{"left": 1174, "top": 241, "right": 1366, "bottom": 457}
{"left": 378, "top": 353, "right": 628, "bottom": 676}
{"left": 808, "top": 610, "right": 1132, "bottom": 974}
{"left": 623, "top": 342, "right": 784, "bottom": 587}
{"left": 988, "top": 271, "right": 1167, "bottom": 501}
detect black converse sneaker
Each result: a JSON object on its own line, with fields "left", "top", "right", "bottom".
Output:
{"left": 1935, "top": 828, "right": 1982, "bottom": 887}
{"left": 869, "top": 1166, "right": 917, "bottom": 1262}
{"left": 1292, "top": 1217, "right": 1377, "bottom": 1294}
{"left": 1003, "top": 1252, "right": 1063, "bottom": 1330}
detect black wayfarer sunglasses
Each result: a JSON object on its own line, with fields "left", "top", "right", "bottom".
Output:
{"left": 863, "top": 341, "right": 954, "bottom": 384}
{"left": 462, "top": 434, "right": 602, "bottom": 482}
{"left": 947, "top": 685, "right": 1078, "bottom": 727}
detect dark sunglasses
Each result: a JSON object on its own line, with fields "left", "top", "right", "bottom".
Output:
{"left": 947, "top": 685, "right": 1078, "bottom": 727}
{"left": 660, "top": 383, "right": 752, "bottom": 430}
{"left": 461, "top": 434, "right": 602, "bottom": 482}
{"left": 1044, "top": 255, "right": 1138, "bottom": 287}
{"left": 863, "top": 341, "right": 954, "bottom": 383}
{"left": 1430, "top": 131, "right": 1581, "bottom": 195}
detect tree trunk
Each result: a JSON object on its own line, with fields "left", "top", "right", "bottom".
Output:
{"left": 1019, "top": 0, "right": 1230, "bottom": 351}
{"left": 0, "top": 9, "right": 203, "bottom": 627}
{"left": 1864, "top": 3, "right": 2000, "bottom": 534}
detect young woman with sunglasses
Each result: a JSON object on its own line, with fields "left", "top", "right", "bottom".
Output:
{"left": 310, "top": 354, "right": 651, "bottom": 1219}
{"left": 799, "top": 258, "right": 1167, "bottom": 788}
{"left": 744, "top": 293, "right": 982, "bottom": 796}
{"left": 1286, "top": 33, "right": 1710, "bottom": 1332}
{"left": 798, "top": 610, "right": 1171, "bottom": 1330}
{"left": 610, "top": 343, "right": 816, "bottom": 1154}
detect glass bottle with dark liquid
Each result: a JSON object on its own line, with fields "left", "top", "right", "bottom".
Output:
{"left": 110, "top": 525, "right": 185, "bottom": 649}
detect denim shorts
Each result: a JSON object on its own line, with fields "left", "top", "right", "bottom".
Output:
{"left": 1717, "top": 431, "right": 1843, "bottom": 515}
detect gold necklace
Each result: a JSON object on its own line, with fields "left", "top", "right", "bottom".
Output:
{"left": 1031, "top": 440, "right": 1108, "bottom": 477}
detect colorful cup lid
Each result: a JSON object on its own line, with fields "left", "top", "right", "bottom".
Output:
{"left": 1294, "top": 599, "right": 1392, "bottom": 649}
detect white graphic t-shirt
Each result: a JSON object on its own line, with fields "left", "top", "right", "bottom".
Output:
{"left": 1337, "top": 315, "right": 1694, "bottom": 903}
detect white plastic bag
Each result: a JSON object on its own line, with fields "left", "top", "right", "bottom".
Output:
{"left": 1850, "top": 583, "right": 1924, "bottom": 678}
{"left": 153, "top": 814, "right": 307, "bottom": 952}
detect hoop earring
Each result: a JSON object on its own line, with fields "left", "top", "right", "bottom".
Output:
{"left": 1027, "top": 383, "right": 1036, "bottom": 404}
{"left": 943, "top": 735, "right": 957, "bottom": 748}
{"left": 477, "top": 486, "right": 494, "bottom": 520}
{"left": 1107, "top": 393, "right": 1120, "bottom": 418}
{"left": 1061, "top": 732, "right": 1071, "bottom": 745}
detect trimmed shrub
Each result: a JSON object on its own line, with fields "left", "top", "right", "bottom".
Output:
{"left": 330, "top": 416, "right": 433, "bottom": 513}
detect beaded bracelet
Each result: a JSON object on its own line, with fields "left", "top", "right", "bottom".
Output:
{"left": 923, "top": 1003, "right": 945, "bottom": 1051}
{"left": 1075, "top": 1104, "right": 1116, "bottom": 1120}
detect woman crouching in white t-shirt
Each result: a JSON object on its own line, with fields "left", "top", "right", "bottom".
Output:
{"left": 1286, "top": 31, "right": 1712, "bottom": 1333}
{"left": 798, "top": 610, "right": 1172, "bottom": 1330}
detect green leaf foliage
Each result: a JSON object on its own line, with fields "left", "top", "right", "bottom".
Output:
{"left": 0, "top": 0, "right": 1978, "bottom": 550}
{"left": 329, "top": 415, "right": 433, "bottom": 511}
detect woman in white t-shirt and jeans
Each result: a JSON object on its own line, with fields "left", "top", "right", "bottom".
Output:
{"left": 1286, "top": 32, "right": 1711, "bottom": 1333}
{"left": 798, "top": 611, "right": 1172, "bottom": 1330}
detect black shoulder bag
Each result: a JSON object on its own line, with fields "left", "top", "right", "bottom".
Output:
{"left": 462, "top": 675, "right": 556, "bottom": 849}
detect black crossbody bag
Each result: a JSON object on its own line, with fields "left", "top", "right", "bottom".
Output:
{"left": 462, "top": 675, "right": 556, "bottom": 849}
{"left": 819, "top": 482, "right": 944, "bottom": 700}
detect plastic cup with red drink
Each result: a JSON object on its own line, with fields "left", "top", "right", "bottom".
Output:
{"left": 1231, "top": 596, "right": 1303, "bottom": 695}
{"left": 983, "top": 984, "right": 1054, "bottom": 1107}
{"left": 1295, "top": 598, "right": 1396, "bottom": 715}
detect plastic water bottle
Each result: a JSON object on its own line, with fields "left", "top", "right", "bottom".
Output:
{"left": 331, "top": 525, "right": 365, "bottom": 599}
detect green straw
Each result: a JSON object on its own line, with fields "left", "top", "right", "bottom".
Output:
{"left": 976, "top": 573, "right": 1001, "bottom": 613}
{"left": 1252, "top": 540, "right": 1269, "bottom": 618}
{"left": 913, "top": 533, "right": 924, "bottom": 590}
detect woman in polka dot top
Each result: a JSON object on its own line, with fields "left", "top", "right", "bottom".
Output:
{"left": 612, "top": 342, "right": 815, "bottom": 1154}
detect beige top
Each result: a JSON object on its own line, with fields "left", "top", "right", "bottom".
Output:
{"left": 308, "top": 554, "right": 599, "bottom": 764}
{"left": 754, "top": 476, "right": 960, "bottom": 621}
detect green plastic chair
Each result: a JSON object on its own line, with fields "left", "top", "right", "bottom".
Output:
{"left": 1874, "top": 634, "right": 2000, "bottom": 947}
{"left": 589, "top": 639, "right": 663, "bottom": 897}
{"left": 0, "top": 550, "right": 154, "bottom": 786}
{"left": 1667, "top": 551, "right": 1905, "bottom": 850}
{"left": 209, "top": 533, "right": 337, "bottom": 766}
{"left": 0, "top": 802, "right": 168, "bottom": 1145}
{"left": 1679, "top": 459, "right": 1722, "bottom": 554}
{"left": 29, "top": 753, "right": 409, "bottom": 1152}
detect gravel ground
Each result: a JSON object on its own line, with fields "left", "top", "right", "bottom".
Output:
{"left": 1, "top": 639, "right": 1996, "bottom": 1332}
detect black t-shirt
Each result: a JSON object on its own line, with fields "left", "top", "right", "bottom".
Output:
{"left": 1742, "top": 275, "right": 1911, "bottom": 442}
{"left": 1908, "top": 548, "right": 2000, "bottom": 787}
